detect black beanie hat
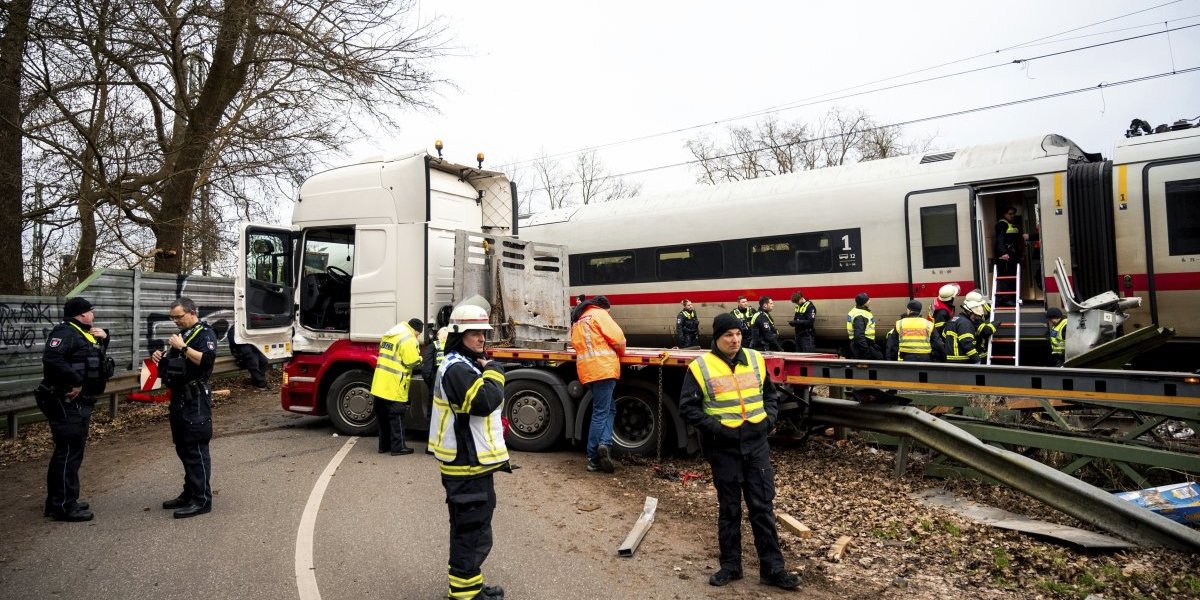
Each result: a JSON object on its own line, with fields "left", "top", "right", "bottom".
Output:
{"left": 855, "top": 292, "right": 870, "bottom": 307}
{"left": 1046, "top": 307, "right": 1063, "bottom": 319}
{"left": 906, "top": 299, "right": 922, "bottom": 313}
{"left": 64, "top": 297, "right": 93, "bottom": 319}
{"left": 712, "top": 313, "right": 741, "bottom": 339}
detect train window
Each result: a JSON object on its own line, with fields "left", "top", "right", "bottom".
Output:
{"left": 581, "top": 252, "right": 635, "bottom": 285}
{"left": 657, "top": 243, "right": 722, "bottom": 280}
{"left": 749, "top": 233, "right": 831, "bottom": 275}
{"left": 919, "top": 204, "right": 959, "bottom": 268}
{"left": 1165, "top": 178, "right": 1200, "bottom": 256}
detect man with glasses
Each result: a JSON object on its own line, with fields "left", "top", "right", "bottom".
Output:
{"left": 151, "top": 297, "right": 217, "bottom": 518}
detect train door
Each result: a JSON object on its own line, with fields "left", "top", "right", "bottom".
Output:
{"left": 973, "top": 183, "right": 1042, "bottom": 305}
{"left": 1141, "top": 159, "right": 1200, "bottom": 335}
{"left": 905, "top": 187, "right": 976, "bottom": 301}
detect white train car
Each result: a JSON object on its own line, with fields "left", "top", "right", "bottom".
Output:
{"left": 521, "top": 126, "right": 1200, "bottom": 362}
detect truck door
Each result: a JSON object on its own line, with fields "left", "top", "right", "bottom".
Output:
{"left": 235, "top": 223, "right": 295, "bottom": 360}
{"left": 905, "top": 187, "right": 976, "bottom": 300}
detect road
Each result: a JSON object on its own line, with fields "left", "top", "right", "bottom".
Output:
{"left": 0, "top": 390, "right": 814, "bottom": 600}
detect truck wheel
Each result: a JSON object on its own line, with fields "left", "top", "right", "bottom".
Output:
{"left": 611, "top": 388, "right": 660, "bottom": 456}
{"left": 505, "top": 380, "right": 564, "bottom": 452}
{"left": 326, "top": 370, "right": 377, "bottom": 436}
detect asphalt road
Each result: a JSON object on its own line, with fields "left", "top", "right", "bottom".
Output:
{"left": 0, "top": 391, "right": 795, "bottom": 600}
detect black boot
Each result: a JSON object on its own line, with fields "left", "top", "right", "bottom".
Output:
{"left": 173, "top": 502, "right": 212, "bottom": 519}
{"left": 162, "top": 495, "right": 191, "bottom": 509}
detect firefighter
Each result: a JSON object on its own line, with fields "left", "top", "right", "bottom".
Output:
{"left": 152, "top": 297, "right": 218, "bottom": 518}
{"left": 928, "top": 283, "right": 959, "bottom": 361}
{"left": 570, "top": 295, "right": 626, "bottom": 473}
{"left": 370, "top": 317, "right": 423, "bottom": 455}
{"left": 679, "top": 313, "right": 802, "bottom": 591}
{"left": 995, "top": 206, "right": 1028, "bottom": 306}
{"left": 36, "top": 296, "right": 112, "bottom": 522}
{"left": 1047, "top": 307, "right": 1067, "bottom": 367}
{"left": 944, "top": 300, "right": 986, "bottom": 364}
{"left": 675, "top": 299, "right": 700, "bottom": 348}
{"left": 894, "top": 300, "right": 935, "bottom": 362}
{"left": 846, "top": 293, "right": 882, "bottom": 360}
{"left": 789, "top": 290, "right": 816, "bottom": 352}
{"left": 965, "top": 291, "right": 996, "bottom": 363}
{"left": 428, "top": 304, "right": 509, "bottom": 600}
{"left": 749, "top": 297, "right": 782, "bottom": 351}
{"left": 731, "top": 295, "right": 756, "bottom": 340}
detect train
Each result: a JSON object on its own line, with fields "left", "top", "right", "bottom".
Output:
{"left": 521, "top": 121, "right": 1200, "bottom": 366}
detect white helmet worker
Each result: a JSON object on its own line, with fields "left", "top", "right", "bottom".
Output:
{"left": 963, "top": 300, "right": 986, "bottom": 316}
{"left": 964, "top": 290, "right": 985, "bottom": 305}
{"left": 938, "top": 283, "right": 961, "bottom": 302}
{"left": 447, "top": 304, "right": 493, "bottom": 333}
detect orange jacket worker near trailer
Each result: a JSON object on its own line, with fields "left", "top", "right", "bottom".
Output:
{"left": 570, "top": 295, "right": 626, "bottom": 473}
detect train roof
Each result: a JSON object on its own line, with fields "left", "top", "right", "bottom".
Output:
{"left": 522, "top": 134, "right": 1088, "bottom": 228}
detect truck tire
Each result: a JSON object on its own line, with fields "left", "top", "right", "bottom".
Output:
{"left": 611, "top": 387, "right": 660, "bottom": 456}
{"left": 505, "top": 380, "right": 564, "bottom": 452}
{"left": 326, "top": 370, "right": 377, "bottom": 436}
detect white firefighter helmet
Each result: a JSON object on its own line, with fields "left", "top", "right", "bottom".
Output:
{"left": 447, "top": 304, "right": 493, "bottom": 332}
{"left": 963, "top": 299, "right": 986, "bottom": 316}
{"left": 964, "top": 290, "right": 985, "bottom": 305}
{"left": 938, "top": 283, "right": 961, "bottom": 302}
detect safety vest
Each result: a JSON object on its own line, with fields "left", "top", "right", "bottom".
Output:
{"left": 732, "top": 306, "right": 756, "bottom": 328}
{"left": 1049, "top": 319, "right": 1067, "bottom": 354}
{"left": 370, "top": 323, "right": 421, "bottom": 403}
{"left": 926, "top": 298, "right": 954, "bottom": 329}
{"left": 794, "top": 301, "right": 812, "bottom": 319}
{"left": 433, "top": 338, "right": 444, "bottom": 369}
{"left": 846, "top": 307, "right": 876, "bottom": 339}
{"left": 896, "top": 316, "right": 933, "bottom": 355}
{"left": 751, "top": 311, "right": 774, "bottom": 328}
{"left": 571, "top": 306, "right": 625, "bottom": 384}
{"left": 428, "top": 353, "right": 509, "bottom": 477}
{"left": 687, "top": 349, "right": 768, "bottom": 428}
{"left": 1000, "top": 218, "right": 1019, "bottom": 234}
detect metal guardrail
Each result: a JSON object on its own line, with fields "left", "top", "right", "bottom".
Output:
{"left": 4, "top": 356, "right": 242, "bottom": 438}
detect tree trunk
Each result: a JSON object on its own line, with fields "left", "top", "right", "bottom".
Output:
{"left": 0, "top": 0, "right": 33, "bottom": 293}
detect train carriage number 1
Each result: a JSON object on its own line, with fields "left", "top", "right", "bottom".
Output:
{"left": 841, "top": 234, "right": 851, "bottom": 252}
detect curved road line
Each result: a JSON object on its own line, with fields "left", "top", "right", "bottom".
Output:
{"left": 295, "top": 436, "right": 359, "bottom": 600}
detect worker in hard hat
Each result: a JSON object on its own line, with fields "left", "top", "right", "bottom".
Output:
{"left": 928, "top": 283, "right": 960, "bottom": 361}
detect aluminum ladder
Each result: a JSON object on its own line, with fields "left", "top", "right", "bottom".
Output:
{"left": 986, "top": 262, "right": 1021, "bottom": 366}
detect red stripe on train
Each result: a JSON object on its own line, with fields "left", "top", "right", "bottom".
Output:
{"left": 1043, "top": 272, "right": 1200, "bottom": 294}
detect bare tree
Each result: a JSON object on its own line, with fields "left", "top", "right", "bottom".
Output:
{"left": 573, "top": 150, "right": 641, "bottom": 205}
{"left": 18, "top": 0, "right": 447, "bottom": 276}
{"left": 0, "top": 0, "right": 34, "bottom": 292}
{"left": 531, "top": 151, "right": 572, "bottom": 211}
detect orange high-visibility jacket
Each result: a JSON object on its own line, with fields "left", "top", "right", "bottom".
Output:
{"left": 570, "top": 306, "right": 627, "bottom": 384}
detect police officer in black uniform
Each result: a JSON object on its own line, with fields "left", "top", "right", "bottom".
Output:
{"left": 749, "top": 297, "right": 783, "bottom": 351}
{"left": 788, "top": 290, "right": 817, "bottom": 352}
{"left": 152, "top": 297, "right": 217, "bottom": 519}
{"left": 675, "top": 299, "right": 700, "bottom": 348}
{"left": 37, "top": 296, "right": 113, "bottom": 522}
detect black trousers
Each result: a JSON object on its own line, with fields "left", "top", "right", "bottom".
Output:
{"left": 705, "top": 433, "right": 785, "bottom": 576}
{"left": 443, "top": 475, "right": 496, "bottom": 599}
{"left": 37, "top": 395, "right": 92, "bottom": 514}
{"left": 795, "top": 331, "right": 816, "bottom": 352}
{"left": 373, "top": 397, "right": 408, "bottom": 453}
{"left": 168, "top": 385, "right": 213, "bottom": 506}
{"left": 677, "top": 333, "right": 698, "bottom": 348}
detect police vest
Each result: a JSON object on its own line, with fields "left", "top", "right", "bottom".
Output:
{"left": 687, "top": 349, "right": 768, "bottom": 427}
{"left": 433, "top": 339, "right": 444, "bottom": 368}
{"left": 732, "top": 307, "right": 755, "bottom": 325}
{"left": 846, "top": 307, "right": 876, "bottom": 339}
{"left": 1000, "top": 218, "right": 1019, "bottom": 234}
{"left": 1049, "top": 319, "right": 1067, "bottom": 354}
{"left": 428, "top": 353, "right": 509, "bottom": 477}
{"left": 896, "top": 316, "right": 933, "bottom": 355}
{"left": 751, "top": 311, "right": 774, "bottom": 328}
{"left": 370, "top": 324, "right": 419, "bottom": 403}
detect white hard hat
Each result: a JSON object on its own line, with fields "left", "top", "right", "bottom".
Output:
{"left": 938, "top": 284, "right": 960, "bottom": 302}
{"left": 963, "top": 300, "right": 986, "bottom": 316}
{"left": 964, "top": 290, "right": 984, "bottom": 304}
{"left": 448, "top": 304, "right": 493, "bottom": 332}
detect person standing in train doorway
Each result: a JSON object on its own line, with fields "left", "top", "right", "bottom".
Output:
{"left": 571, "top": 295, "right": 626, "bottom": 473}
{"left": 675, "top": 299, "right": 700, "bottom": 348}
{"left": 995, "top": 206, "right": 1029, "bottom": 307}
{"left": 731, "top": 295, "right": 756, "bottom": 341}
{"left": 749, "top": 297, "right": 783, "bottom": 351}
{"left": 789, "top": 290, "right": 816, "bottom": 352}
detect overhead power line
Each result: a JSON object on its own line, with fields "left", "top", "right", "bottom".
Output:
{"left": 519, "top": 66, "right": 1200, "bottom": 196}
{"left": 498, "top": 1, "right": 1189, "bottom": 170}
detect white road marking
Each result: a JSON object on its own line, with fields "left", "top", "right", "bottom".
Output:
{"left": 295, "top": 436, "right": 358, "bottom": 600}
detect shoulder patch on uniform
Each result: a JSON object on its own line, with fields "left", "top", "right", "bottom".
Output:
{"left": 49, "top": 338, "right": 62, "bottom": 347}
{"left": 207, "top": 341, "right": 215, "bottom": 350}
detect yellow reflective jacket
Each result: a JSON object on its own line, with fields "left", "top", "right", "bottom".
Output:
{"left": 370, "top": 322, "right": 421, "bottom": 403}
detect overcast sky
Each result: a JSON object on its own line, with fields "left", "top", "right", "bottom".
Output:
{"left": 345, "top": 0, "right": 1200, "bottom": 213}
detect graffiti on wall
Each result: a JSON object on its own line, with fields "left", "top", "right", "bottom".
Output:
{"left": 0, "top": 300, "right": 59, "bottom": 368}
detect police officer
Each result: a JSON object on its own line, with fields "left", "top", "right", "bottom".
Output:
{"left": 423, "top": 305, "right": 453, "bottom": 390}
{"left": 995, "top": 207, "right": 1028, "bottom": 306}
{"left": 37, "top": 296, "right": 112, "bottom": 522}
{"left": 749, "top": 297, "right": 782, "bottom": 351}
{"left": 370, "top": 317, "right": 423, "bottom": 455}
{"left": 846, "top": 293, "right": 883, "bottom": 360}
{"left": 731, "top": 295, "right": 756, "bottom": 340}
{"left": 152, "top": 297, "right": 217, "bottom": 519}
{"left": 788, "top": 290, "right": 816, "bottom": 352}
{"left": 226, "top": 324, "right": 269, "bottom": 389}
{"left": 944, "top": 300, "right": 986, "bottom": 364}
{"left": 893, "top": 300, "right": 936, "bottom": 362}
{"left": 1046, "top": 307, "right": 1067, "bottom": 367}
{"left": 675, "top": 299, "right": 700, "bottom": 348}
{"left": 428, "top": 304, "right": 509, "bottom": 600}
{"left": 679, "top": 313, "right": 802, "bottom": 591}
